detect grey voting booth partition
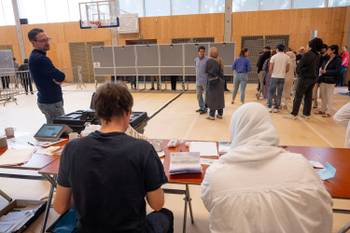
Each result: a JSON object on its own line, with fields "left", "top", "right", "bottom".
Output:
{"left": 92, "top": 43, "right": 235, "bottom": 90}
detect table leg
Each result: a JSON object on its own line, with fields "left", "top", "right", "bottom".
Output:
{"left": 41, "top": 175, "right": 56, "bottom": 233}
{"left": 185, "top": 184, "right": 194, "bottom": 224}
{"left": 183, "top": 193, "right": 188, "bottom": 233}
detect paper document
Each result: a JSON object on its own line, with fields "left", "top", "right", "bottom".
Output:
{"left": 169, "top": 152, "right": 201, "bottom": 175}
{"left": 36, "top": 146, "right": 61, "bottom": 156}
{"left": 200, "top": 158, "right": 218, "bottom": 165}
{"left": 0, "top": 148, "right": 34, "bottom": 166}
{"left": 317, "top": 162, "right": 336, "bottom": 180}
{"left": 189, "top": 142, "right": 218, "bottom": 157}
{"left": 31, "top": 138, "right": 67, "bottom": 148}
{"left": 0, "top": 205, "right": 40, "bottom": 233}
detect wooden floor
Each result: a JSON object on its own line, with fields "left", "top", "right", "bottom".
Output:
{"left": 0, "top": 83, "right": 349, "bottom": 232}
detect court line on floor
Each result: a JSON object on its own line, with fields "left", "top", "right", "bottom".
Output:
{"left": 299, "top": 118, "right": 335, "bottom": 147}
{"left": 148, "top": 92, "right": 184, "bottom": 121}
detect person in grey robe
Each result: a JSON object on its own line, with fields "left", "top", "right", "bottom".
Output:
{"left": 205, "top": 47, "right": 225, "bottom": 120}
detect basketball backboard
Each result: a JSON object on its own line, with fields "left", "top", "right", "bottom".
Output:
{"left": 79, "top": 1, "right": 119, "bottom": 29}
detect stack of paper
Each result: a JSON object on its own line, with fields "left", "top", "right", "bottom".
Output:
{"left": 0, "top": 206, "right": 40, "bottom": 233}
{"left": 189, "top": 142, "right": 218, "bottom": 157}
{"left": 169, "top": 152, "right": 201, "bottom": 175}
{"left": 0, "top": 148, "right": 34, "bottom": 166}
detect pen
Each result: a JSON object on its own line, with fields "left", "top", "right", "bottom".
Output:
{"left": 27, "top": 141, "right": 35, "bottom": 146}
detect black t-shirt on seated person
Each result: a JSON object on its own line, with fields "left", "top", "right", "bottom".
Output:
{"left": 57, "top": 131, "right": 167, "bottom": 233}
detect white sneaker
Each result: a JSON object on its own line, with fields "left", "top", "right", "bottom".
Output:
{"left": 267, "top": 107, "right": 273, "bottom": 113}
{"left": 300, "top": 114, "right": 310, "bottom": 119}
{"left": 285, "top": 114, "right": 297, "bottom": 120}
{"left": 272, "top": 108, "right": 279, "bottom": 113}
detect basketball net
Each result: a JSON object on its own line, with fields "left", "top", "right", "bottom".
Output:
{"left": 89, "top": 21, "right": 102, "bottom": 29}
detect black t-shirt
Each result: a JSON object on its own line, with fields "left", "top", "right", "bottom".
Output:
{"left": 57, "top": 131, "right": 167, "bottom": 233}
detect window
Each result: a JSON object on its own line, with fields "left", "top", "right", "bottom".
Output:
{"left": 145, "top": 0, "right": 170, "bottom": 16}
{"left": 329, "top": 0, "right": 350, "bottom": 6}
{"left": 46, "top": 0, "right": 70, "bottom": 22}
{"left": 232, "top": 0, "right": 259, "bottom": 12}
{"left": 119, "top": 0, "right": 144, "bottom": 16}
{"left": 293, "top": 0, "right": 325, "bottom": 8}
{"left": 172, "top": 0, "right": 199, "bottom": 15}
{"left": 0, "top": 0, "right": 15, "bottom": 25}
{"left": 200, "top": 0, "right": 225, "bottom": 13}
{"left": 260, "top": 0, "right": 290, "bottom": 10}
{"left": 18, "top": 0, "right": 47, "bottom": 24}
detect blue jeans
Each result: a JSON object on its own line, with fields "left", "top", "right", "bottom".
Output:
{"left": 268, "top": 78, "right": 285, "bottom": 108}
{"left": 37, "top": 101, "right": 65, "bottom": 124}
{"left": 232, "top": 73, "right": 248, "bottom": 103}
{"left": 196, "top": 83, "right": 207, "bottom": 111}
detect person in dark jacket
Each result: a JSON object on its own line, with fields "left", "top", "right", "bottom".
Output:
{"left": 289, "top": 38, "right": 323, "bottom": 119}
{"left": 256, "top": 46, "right": 271, "bottom": 99}
{"left": 28, "top": 28, "right": 65, "bottom": 123}
{"left": 206, "top": 47, "right": 225, "bottom": 120}
{"left": 18, "top": 58, "right": 33, "bottom": 95}
{"left": 316, "top": 44, "right": 342, "bottom": 117}
{"left": 313, "top": 44, "right": 329, "bottom": 109}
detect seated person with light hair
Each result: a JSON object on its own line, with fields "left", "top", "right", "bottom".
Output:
{"left": 201, "top": 102, "right": 332, "bottom": 233}
{"left": 54, "top": 82, "right": 173, "bottom": 233}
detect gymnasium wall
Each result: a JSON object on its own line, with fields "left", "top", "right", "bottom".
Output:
{"left": 0, "top": 6, "right": 348, "bottom": 82}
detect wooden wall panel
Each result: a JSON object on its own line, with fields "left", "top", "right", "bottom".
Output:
{"left": 0, "top": 7, "right": 348, "bottom": 82}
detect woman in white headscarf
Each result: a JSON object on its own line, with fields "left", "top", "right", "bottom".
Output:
{"left": 201, "top": 102, "right": 332, "bottom": 233}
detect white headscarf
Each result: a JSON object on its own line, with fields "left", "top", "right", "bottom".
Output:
{"left": 221, "top": 102, "right": 285, "bottom": 163}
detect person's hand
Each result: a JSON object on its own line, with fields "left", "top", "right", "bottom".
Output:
{"left": 52, "top": 79, "right": 61, "bottom": 85}
{"left": 320, "top": 69, "right": 326, "bottom": 74}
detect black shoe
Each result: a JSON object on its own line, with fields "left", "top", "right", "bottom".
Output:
{"left": 150, "top": 87, "right": 155, "bottom": 90}
{"left": 195, "top": 109, "right": 201, "bottom": 112}
{"left": 199, "top": 110, "right": 207, "bottom": 114}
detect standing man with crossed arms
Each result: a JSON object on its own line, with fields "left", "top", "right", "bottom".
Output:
{"left": 28, "top": 28, "right": 65, "bottom": 123}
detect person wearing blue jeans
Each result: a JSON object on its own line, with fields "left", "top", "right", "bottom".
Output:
{"left": 195, "top": 46, "right": 209, "bottom": 114}
{"left": 268, "top": 78, "right": 285, "bottom": 109}
{"left": 231, "top": 48, "right": 251, "bottom": 104}
{"left": 267, "top": 44, "right": 290, "bottom": 112}
{"left": 232, "top": 73, "right": 248, "bottom": 104}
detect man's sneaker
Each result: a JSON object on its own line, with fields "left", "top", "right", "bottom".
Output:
{"left": 195, "top": 109, "right": 201, "bottom": 112}
{"left": 267, "top": 107, "right": 273, "bottom": 113}
{"left": 300, "top": 114, "right": 310, "bottom": 119}
{"left": 206, "top": 116, "right": 215, "bottom": 120}
{"left": 216, "top": 115, "right": 223, "bottom": 119}
{"left": 272, "top": 108, "right": 279, "bottom": 113}
{"left": 285, "top": 114, "right": 297, "bottom": 120}
{"left": 199, "top": 109, "right": 207, "bottom": 114}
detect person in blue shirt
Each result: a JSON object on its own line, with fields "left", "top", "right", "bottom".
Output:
{"left": 231, "top": 48, "right": 251, "bottom": 104}
{"left": 28, "top": 28, "right": 65, "bottom": 124}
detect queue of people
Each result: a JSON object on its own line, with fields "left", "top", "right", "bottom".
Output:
{"left": 251, "top": 38, "right": 347, "bottom": 120}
